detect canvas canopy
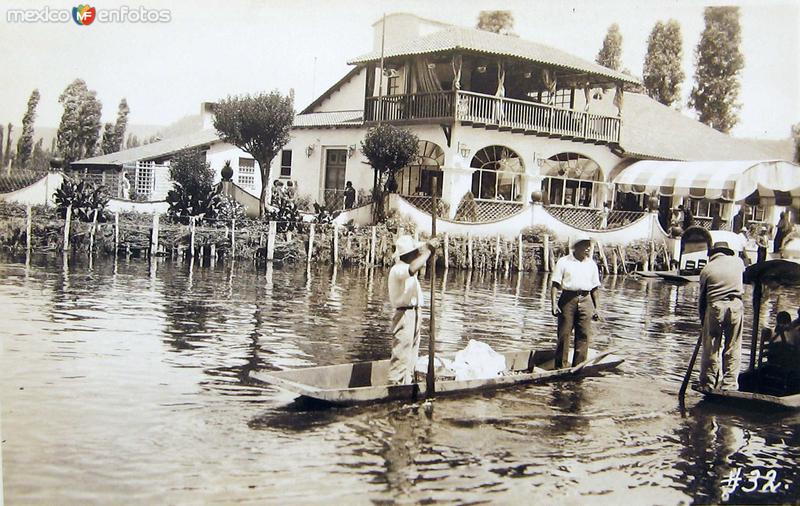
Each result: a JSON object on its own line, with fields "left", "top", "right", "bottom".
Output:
{"left": 613, "top": 160, "right": 800, "bottom": 203}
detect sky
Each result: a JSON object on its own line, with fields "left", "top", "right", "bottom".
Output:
{"left": 0, "top": 0, "right": 797, "bottom": 140}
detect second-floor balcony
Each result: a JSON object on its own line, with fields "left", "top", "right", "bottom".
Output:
{"left": 364, "top": 90, "right": 621, "bottom": 145}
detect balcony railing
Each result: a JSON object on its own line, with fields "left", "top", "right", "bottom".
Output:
{"left": 365, "top": 90, "right": 620, "bottom": 144}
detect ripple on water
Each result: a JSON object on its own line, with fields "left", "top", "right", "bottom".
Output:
{"left": 1, "top": 256, "right": 799, "bottom": 505}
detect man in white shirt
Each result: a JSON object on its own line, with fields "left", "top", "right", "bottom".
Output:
{"left": 550, "top": 233, "right": 601, "bottom": 369}
{"left": 387, "top": 234, "right": 439, "bottom": 385}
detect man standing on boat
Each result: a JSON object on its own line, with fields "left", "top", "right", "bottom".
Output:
{"left": 551, "top": 233, "right": 601, "bottom": 369}
{"left": 697, "top": 241, "right": 745, "bottom": 391}
{"left": 388, "top": 234, "right": 439, "bottom": 385}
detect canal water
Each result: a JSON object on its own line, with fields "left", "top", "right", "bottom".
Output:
{"left": 1, "top": 254, "right": 798, "bottom": 505}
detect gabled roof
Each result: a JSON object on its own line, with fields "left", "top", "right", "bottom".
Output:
{"left": 293, "top": 110, "right": 363, "bottom": 128}
{"left": 301, "top": 66, "right": 362, "bottom": 114}
{"left": 74, "top": 129, "right": 220, "bottom": 166}
{"left": 348, "top": 26, "right": 638, "bottom": 85}
{"left": 619, "top": 94, "right": 783, "bottom": 161}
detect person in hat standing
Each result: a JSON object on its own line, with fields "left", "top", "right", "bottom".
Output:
{"left": 387, "top": 234, "right": 439, "bottom": 385}
{"left": 697, "top": 241, "right": 746, "bottom": 391}
{"left": 550, "top": 233, "right": 601, "bottom": 369}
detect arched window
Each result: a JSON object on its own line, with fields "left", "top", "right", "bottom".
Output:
{"left": 540, "top": 153, "right": 603, "bottom": 208}
{"left": 470, "top": 145, "right": 524, "bottom": 201}
{"left": 397, "top": 140, "right": 444, "bottom": 196}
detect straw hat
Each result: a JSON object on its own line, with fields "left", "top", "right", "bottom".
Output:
{"left": 709, "top": 241, "right": 734, "bottom": 256}
{"left": 394, "top": 235, "right": 424, "bottom": 258}
{"left": 571, "top": 232, "right": 593, "bottom": 249}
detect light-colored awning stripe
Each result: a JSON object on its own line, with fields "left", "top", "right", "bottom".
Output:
{"left": 613, "top": 160, "right": 800, "bottom": 202}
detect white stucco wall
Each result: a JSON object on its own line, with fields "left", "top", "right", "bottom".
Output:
{"left": 312, "top": 68, "right": 366, "bottom": 113}
{"left": 205, "top": 141, "right": 262, "bottom": 197}
{"left": 0, "top": 172, "right": 63, "bottom": 207}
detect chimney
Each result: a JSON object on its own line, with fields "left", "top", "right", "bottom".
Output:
{"left": 201, "top": 102, "right": 216, "bottom": 130}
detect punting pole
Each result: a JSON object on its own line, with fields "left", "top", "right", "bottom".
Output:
{"left": 427, "top": 176, "right": 438, "bottom": 398}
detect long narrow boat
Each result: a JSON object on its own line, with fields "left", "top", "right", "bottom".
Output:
{"left": 250, "top": 348, "right": 623, "bottom": 406}
{"left": 692, "top": 253, "right": 800, "bottom": 411}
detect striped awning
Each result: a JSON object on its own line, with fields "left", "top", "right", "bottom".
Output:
{"left": 613, "top": 160, "right": 800, "bottom": 202}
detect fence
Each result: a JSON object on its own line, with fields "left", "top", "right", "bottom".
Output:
{"left": 0, "top": 202, "right": 671, "bottom": 274}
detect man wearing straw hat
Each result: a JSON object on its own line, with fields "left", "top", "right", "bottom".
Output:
{"left": 387, "top": 234, "right": 439, "bottom": 385}
{"left": 551, "top": 232, "right": 601, "bottom": 369}
{"left": 697, "top": 241, "right": 745, "bottom": 391}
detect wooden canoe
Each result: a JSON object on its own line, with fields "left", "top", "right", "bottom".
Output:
{"left": 691, "top": 367, "right": 800, "bottom": 410}
{"left": 655, "top": 271, "right": 700, "bottom": 283}
{"left": 250, "top": 348, "right": 624, "bottom": 406}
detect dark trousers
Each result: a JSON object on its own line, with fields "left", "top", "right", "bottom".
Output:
{"left": 757, "top": 246, "right": 767, "bottom": 263}
{"left": 556, "top": 291, "right": 594, "bottom": 368}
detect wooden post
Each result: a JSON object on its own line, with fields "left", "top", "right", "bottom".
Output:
{"left": 150, "top": 213, "right": 160, "bottom": 258}
{"left": 25, "top": 205, "right": 32, "bottom": 252}
{"left": 518, "top": 234, "right": 523, "bottom": 271}
{"left": 618, "top": 245, "right": 628, "bottom": 274}
{"left": 307, "top": 223, "right": 316, "bottom": 268}
{"left": 114, "top": 212, "right": 119, "bottom": 255}
{"left": 494, "top": 235, "right": 501, "bottom": 271}
{"left": 267, "top": 220, "right": 277, "bottom": 261}
{"left": 427, "top": 175, "right": 438, "bottom": 398}
{"left": 543, "top": 235, "right": 550, "bottom": 272}
{"left": 597, "top": 242, "right": 609, "bottom": 274}
{"left": 210, "top": 243, "right": 217, "bottom": 261}
{"left": 611, "top": 248, "right": 618, "bottom": 275}
{"left": 190, "top": 217, "right": 196, "bottom": 258}
{"left": 648, "top": 240, "right": 656, "bottom": 272}
{"left": 332, "top": 223, "right": 339, "bottom": 265}
{"left": 370, "top": 225, "right": 377, "bottom": 265}
{"left": 63, "top": 205, "right": 72, "bottom": 251}
{"left": 467, "top": 234, "right": 473, "bottom": 269}
{"left": 231, "top": 219, "right": 236, "bottom": 258}
{"left": 443, "top": 233, "right": 449, "bottom": 269}
{"left": 89, "top": 208, "right": 98, "bottom": 254}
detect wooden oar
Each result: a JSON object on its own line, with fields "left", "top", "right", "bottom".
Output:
{"left": 426, "top": 177, "right": 438, "bottom": 398}
{"left": 570, "top": 349, "right": 619, "bottom": 374}
{"left": 679, "top": 333, "right": 702, "bottom": 400}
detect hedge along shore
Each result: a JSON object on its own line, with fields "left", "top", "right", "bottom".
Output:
{"left": 0, "top": 202, "right": 671, "bottom": 274}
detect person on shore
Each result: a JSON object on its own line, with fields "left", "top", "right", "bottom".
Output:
{"left": 343, "top": 181, "right": 356, "bottom": 209}
{"left": 774, "top": 211, "right": 793, "bottom": 253}
{"left": 732, "top": 206, "right": 748, "bottom": 234}
{"left": 756, "top": 226, "right": 770, "bottom": 263}
{"left": 682, "top": 205, "right": 695, "bottom": 231}
{"left": 697, "top": 241, "right": 745, "bottom": 391}
{"left": 387, "top": 235, "right": 439, "bottom": 385}
{"left": 551, "top": 233, "right": 601, "bottom": 369}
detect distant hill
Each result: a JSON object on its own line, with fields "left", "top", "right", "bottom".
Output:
{"left": 0, "top": 124, "right": 164, "bottom": 153}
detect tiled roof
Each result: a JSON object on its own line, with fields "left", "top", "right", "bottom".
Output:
{"left": 74, "top": 129, "right": 220, "bottom": 166}
{"left": 348, "top": 26, "right": 638, "bottom": 85}
{"left": 0, "top": 170, "right": 47, "bottom": 194}
{"left": 619, "top": 94, "right": 784, "bottom": 161}
{"left": 293, "top": 110, "right": 363, "bottom": 128}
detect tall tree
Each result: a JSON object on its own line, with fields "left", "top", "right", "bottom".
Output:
{"left": 31, "top": 138, "right": 50, "bottom": 172}
{"left": 689, "top": 7, "right": 744, "bottom": 133}
{"left": 126, "top": 133, "right": 140, "bottom": 149}
{"left": 643, "top": 20, "right": 685, "bottom": 107}
{"left": 57, "top": 79, "right": 103, "bottom": 165}
{"left": 792, "top": 122, "right": 800, "bottom": 163}
{"left": 0, "top": 125, "right": 4, "bottom": 169}
{"left": 4, "top": 123, "right": 13, "bottom": 169}
{"left": 596, "top": 24, "right": 623, "bottom": 71}
{"left": 476, "top": 11, "right": 515, "bottom": 35}
{"left": 213, "top": 90, "right": 295, "bottom": 216}
{"left": 101, "top": 123, "right": 116, "bottom": 155}
{"left": 16, "top": 89, "right": 41, "bottom": 169}
{"left": 111, "top": 98, "right": 129, "bottom": 152}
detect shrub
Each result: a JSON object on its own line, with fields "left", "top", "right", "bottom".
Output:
{"left": 53, "top": 176, "right": 109, "bottom": 222}
{"left": 209, "top": 193, "right": 246, "bottom": 222}
{"left": 267, "top": 193, "right": 302, "bottom": 232}
{"left": 521, "top": 224, "right": 556, "bottom": 243}
{"left": 166, "top": 148, "right": 217, "bottom": 223}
